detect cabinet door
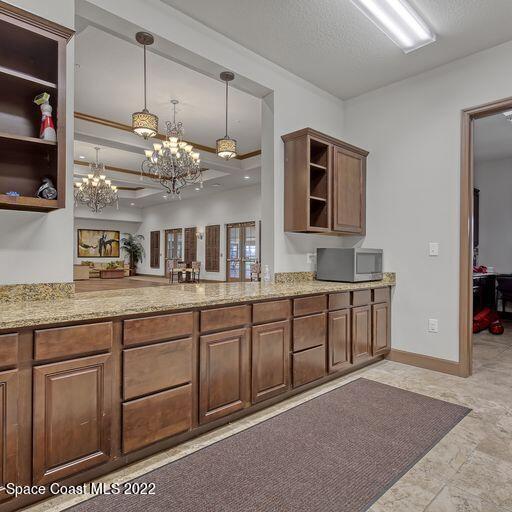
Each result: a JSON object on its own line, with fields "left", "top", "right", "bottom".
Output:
{"left": 332, "top": 146, "right": 366, "bottom": 234}
{"left": 352, "top": 305, "right": 371, "bottom": 363}
{"left": 252, "top": 320, "right": 290, "bottom": 403}
{"left": 0, "top": 370, "right": 17, "bottom": 502}
{"left": 372, "top": 302, "right": 391, "bottom": 356}
{"left": 328, "top": 310, "right": 352, "bottom": 373}
{"left": 33, "top": 354, "right": 112, "bottom": 485}
{"left": 199, "top": 328, "right": 250, "bottom": 424}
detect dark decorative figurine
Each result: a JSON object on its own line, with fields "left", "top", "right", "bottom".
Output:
{"left": 37, "top": 177, "right": 57, "bottom": 200}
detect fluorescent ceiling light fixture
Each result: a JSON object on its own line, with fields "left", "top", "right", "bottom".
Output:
{"left": 351, "top": 0, "right": 436, "bottom": 53}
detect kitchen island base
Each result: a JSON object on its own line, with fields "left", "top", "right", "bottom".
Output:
{"left": 0, "top": 284, "right": 392, "bottom": 512}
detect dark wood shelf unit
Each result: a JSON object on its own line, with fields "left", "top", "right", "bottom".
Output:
{"left": 0, "top": 1, "right": 73, "bottom": 212}
{"left": 0, "top": 194, "right": 58, "bottom": 212}
{"left": 283, "top": 127, "right": 368, "bottom": 235}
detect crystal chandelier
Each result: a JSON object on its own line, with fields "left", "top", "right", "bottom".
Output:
{"left": 74, "top": 147, "right": 119, "bottom": 213}
{"left": 132, "top": 32, "right": 158, "bottom": 139}
{"left": 216, "top": 71, "right": 237, "bottom": 160}
{"left": 141, "top": 99, "right": 202, "bottom": 198}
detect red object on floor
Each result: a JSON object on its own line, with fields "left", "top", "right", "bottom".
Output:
{"left": 489, "top": 320, "right": 504, "bottom": 335}
{"left": 473, "top": 307, "right": 498, "bottom": 333}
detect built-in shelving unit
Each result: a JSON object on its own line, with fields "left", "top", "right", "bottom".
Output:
{"left": 283, "top": 127, "right": 368, "bottom": 235}
{"left": 0, "top": 1, "right": 73, "bottom": 212}
{"left": 307, "top": 138, "right": 330, "bottom": 230}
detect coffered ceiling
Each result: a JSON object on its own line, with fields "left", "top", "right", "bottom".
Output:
{"left": 162, "top": 0, "right": 512, "bottom": 99}
{"left": 74, "top": 25, "right": 261, "bottom": 208}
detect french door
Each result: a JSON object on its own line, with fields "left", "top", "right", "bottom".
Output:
{"left": 164, "top": 228, "right": 183, "bottom": 277}
{"left": 226, "top": 222, "right": 257, "bottom": 282}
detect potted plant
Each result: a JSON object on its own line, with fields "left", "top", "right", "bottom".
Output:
{"left": 120, "top": 233, "right": 145, "bottom": 275}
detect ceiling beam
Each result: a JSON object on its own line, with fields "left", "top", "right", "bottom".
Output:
{"left": 74, "top": 111, "right": 261, "bottom": 160}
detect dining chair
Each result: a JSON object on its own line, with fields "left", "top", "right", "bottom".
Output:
{"left": 191, "top": 261, "right": 201, "bottom": 283}
{"left": 250, "top": 262, "right": 261, "bottom": 282}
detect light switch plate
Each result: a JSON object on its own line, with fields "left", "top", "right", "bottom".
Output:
{"left": 307, "top": 253, "right": 316, "bottom": 264}
{"left": 428, "top": 318, "right": 439, "bottom": 333}
{"left": 429, "top": 242, "right": 439, "bottom": 256}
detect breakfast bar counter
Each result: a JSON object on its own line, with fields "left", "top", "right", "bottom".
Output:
{"left": 0, "top": 273, "right": 395, "bottom": 331}
{"left": 0, "top": 274, "right": 394, "bottom": 511}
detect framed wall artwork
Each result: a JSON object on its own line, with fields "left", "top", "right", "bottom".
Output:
{"left": 77, "top": 229, "right": 120, "bottom": 258}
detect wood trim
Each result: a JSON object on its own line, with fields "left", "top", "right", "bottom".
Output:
{"left": 281, "top": 127, "right": 369, "bottom": 157}
{"left": 75, "top": 112, "right": 261, "bottom": 160}
{"left": 459, "top": 96, "right": 512, "bottom": 378}
{"left": 0, "top": 0, "right": 74, "bottom": 40}
{"left": 387, "top": 349, "right": 463, "bottom": 377}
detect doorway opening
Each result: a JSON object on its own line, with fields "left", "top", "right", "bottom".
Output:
{"left": 460, "top": 96, "right": 512, "bottom": 377}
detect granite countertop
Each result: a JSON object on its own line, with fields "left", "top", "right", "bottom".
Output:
{"left": 0, "top": 273, "right": 395, "bottom": 331}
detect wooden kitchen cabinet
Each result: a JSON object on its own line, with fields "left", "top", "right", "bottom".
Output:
{"left": 352, "top": 305, "right": 372, "bottom": 363}
{"left": 0, "top": 370, "right": 18, "bottom": 501}
{"left": 33, "top": 354, "right": 113, "bottom": 485}
{"left": 199, "top": 328, "right": 250, "bottom": 424}
{"left": 372, "top": 302, "right": 391, "bottom": 356}
{"left": 282, "top": 127, "right": 368, "bottom": 235}
{"left": 328, "top": 309, "right": 352, "bottom": 373}
{"left": 332, "top": 145, "right": 366, "bottom": 234}
{"left": 251, "top": 320, "right": 290, "bottom": 403}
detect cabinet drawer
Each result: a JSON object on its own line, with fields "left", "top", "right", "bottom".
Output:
{"left": 293, "top": 313, "right": 326, "bottom": 352}
{"left": 34, "top": 322, "right": 112, "bottom": 360}
{"left": 122, "top": 384, "right": 192, "bottom": 453}
{"left": 123, "top": 338, "right": 192, "bottom": 400}
{"left": 0, "top": 334, "right": 18, "bottom": 368}
{"left": 329, "top": 292, "right": 350, "bottom": 311}
{"left": 352, "top": 290, "right": 371, "bottom": 307}
{"left": 373, "top": 287, "right": 390, "bottom": 303}
{"left": 200, "top": 305, "right": 251, "bottom": 332}
{"left": 253, "top": 300, "right": 291, "bottom": 324}
{"left": 123, "top": 312, "right": 193, "bottom": 346}
{"left": 293, "top": 295, "right": 327, "bottom": 316}
{"left": 293, "top": 345, "right": 326, "bottom": 387}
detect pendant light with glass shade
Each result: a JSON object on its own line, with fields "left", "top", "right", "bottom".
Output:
{"left": 132, "top": 32, "right": 158, "bottom": 139}
{"left": 216, "top": 71, "right": 237, "bottom": 160}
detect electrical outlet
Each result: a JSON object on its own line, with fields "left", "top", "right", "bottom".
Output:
{"left": 428, "top": 318, "right": 439, "bottom": 333}
{"left": 429, "top": 242, "right": 439, "bottom": 256}
{"left": 307, "top": 253, "right": 316, "bottom": 265}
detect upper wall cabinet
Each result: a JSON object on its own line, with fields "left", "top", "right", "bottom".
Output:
{"left": 0, "top": 3, "right": 73, "bottom": 212}
{"left": 282, "top": 128, "right": 368, "bottom": 236}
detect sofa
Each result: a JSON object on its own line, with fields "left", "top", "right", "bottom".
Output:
{"left": 78, "top": 260, "right": 130, "bottom": 279}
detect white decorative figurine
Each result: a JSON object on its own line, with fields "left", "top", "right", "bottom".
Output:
{"left": 34, "top": 92, "right": 57, "bottom": 142}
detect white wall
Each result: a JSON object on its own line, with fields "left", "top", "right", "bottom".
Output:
{"left": 474, "top": 158, "right": 512, "bottom": 273}
{"left": 0, "top": 0, "right": 74, "bottom": 286}
{"left": 344, "top": 40, "right": 512, "bottom": 362}
{"left": 83, "top": 0, "right": 346, "bottom": 278}
{"left": 74, "top": 217, "right": 141, "bottom": 265}
{"left": 138, "top": 185, "right": 261, "bottom": 280}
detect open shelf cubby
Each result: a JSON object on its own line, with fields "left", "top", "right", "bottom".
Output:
{"left": 308, "top": 137, "right": 330, "bottom": 229}
{"left": 309, "top": 197, "right": 328, "bottom": 229}
{"left": 0, "top": 3, "right": 73, "bottom": 211}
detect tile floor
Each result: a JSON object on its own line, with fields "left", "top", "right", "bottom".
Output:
{"left": 29, "top": 326, "right": 512, "bottom": 512}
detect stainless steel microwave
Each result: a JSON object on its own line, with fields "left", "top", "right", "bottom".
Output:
{"left": 316, "top": 248, "right": 383, "bottom": 282}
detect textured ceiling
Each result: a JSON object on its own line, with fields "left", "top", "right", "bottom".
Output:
{"left": 161, "top": 0, "right": 512, "bottom": 99}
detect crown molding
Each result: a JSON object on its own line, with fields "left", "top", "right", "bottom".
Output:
{"left": 74, "top": 112, "right": 261, "bottom": 160}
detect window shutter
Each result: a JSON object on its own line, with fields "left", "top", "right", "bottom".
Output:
{"left": 205, "top": 225, "right": 220, "bottom": 272}
{"left": 184, "top": 227, "right": 197, "bottom": 263}
{"left": 150, "top": 231, "right": 160, "bottom": 268}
